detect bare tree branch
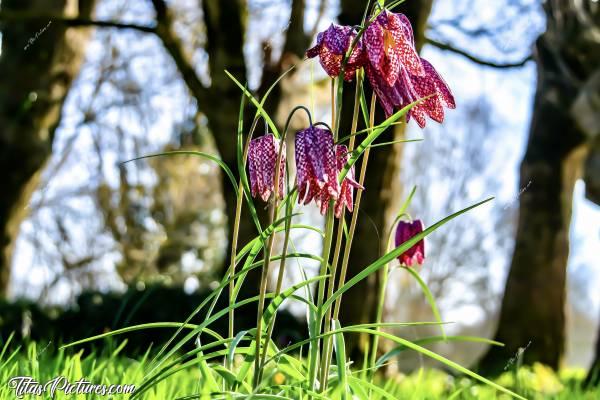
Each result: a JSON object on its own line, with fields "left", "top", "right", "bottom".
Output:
{"left": 310, "top": 0, "right": 328, "bottom": 39}
{"left": 426, "top": 37, "right": 533, "bottom": 68}
{"left": 0, "top": 11, "right": 156, "bottom": 33}
{"left": 149, "top": 0, "right": 210, "bottom": 106}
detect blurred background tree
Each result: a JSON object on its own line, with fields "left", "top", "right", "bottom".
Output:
{"left": 0, "top": 0, "right": 599, "bottom": 382}
{"left": 479, "top": 0, "right": 600, "bottom": 373}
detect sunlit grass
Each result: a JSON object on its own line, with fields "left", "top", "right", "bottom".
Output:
{"left": 1, "top": 341, "right": 598, "bottom": 399}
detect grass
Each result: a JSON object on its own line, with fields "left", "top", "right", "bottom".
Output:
{"left": 0, "top": 340, "right": 598, "bottom": 399}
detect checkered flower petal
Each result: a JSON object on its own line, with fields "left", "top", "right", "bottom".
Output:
{"left": 364, "top": 11, "right": 424, "bottom": 87}
{"left": 333, "top": 145, "right": 363, "bottom": 217}
{"left": 248, "top": 134, "right": 286, "bottom": 202}
{"left": 396, "top": 58, "right": 456, "bottom": 128}
{"left": 366, "top": 64, "right": 403, "bottom": 117}
{"left": 295, "top": 126, "right": 339, "bottom": 206}
{"left": 306, "top": 24, "right": 365, "bottom": 81}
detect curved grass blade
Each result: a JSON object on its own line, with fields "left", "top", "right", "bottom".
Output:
{"left": 131, "top": 295, "right": 275, "bottom": 398}
{"left": 403, "top": 265, "right": 446, "bottom": 339}
{"left": 228, "top": 330, "right": 249, "bottom": 370}
{"left": 264, "top": 321, "right": 448, "bottom": 366}
{"left": 125, "top": 151, "right": 238, "bottom": 197}
{"left": 332, "top": 320, "right": 348, "bottom": 400}
{"left": 351, "top": 328, "right": 526, "bottom": 400}
{"left": 61, "top": 322, "right": 199, "bottom": 349}
{"left": 262, "top": 275, "right": 328, "bottom": 327}
{"left": 348, "top": 376, "right": 397, "bottom": 400}
{"left": 225, "top": 70, "right": 279, "bottom": 138}
{"left": 338, "top": 96, "right": 433, "bottom": 182}
{"left": 147, "top": 215, "right": 298, "bottom": 373}
{"left": 376, "top": 335, "right": 504, "bottom": 368}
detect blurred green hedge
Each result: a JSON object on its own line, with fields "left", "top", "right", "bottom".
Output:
{"left": 0, "top": 285, "right": 305, "bottom": 355}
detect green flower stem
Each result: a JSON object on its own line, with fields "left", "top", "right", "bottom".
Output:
{"left": 332, "top": 94, "right": 376, "bottom": 323}
{"left": 308, "top": 79, "right": 339, "bottom": 391}
{"left": 257, "top": 194, "right": 293, "bottom": 382}
{"left": 368, "top": 260, "right": 391, "bottom": 382}
{"left": 253, "top": 103, "right": 304, "bottom": 387}
{"left": 228, "top": 119, "right": 257, "bottom": 344}
{"left": 253, "top": 197, "right": 279, "bottom": 389}
{"left": 319, "top": 70, "right": 363, "bottom": 389}
{"left": 369, "top": 192, "right": 418, "bottom": 383}
{"left": 309, "top": 206, "right": 335, "bottom": 391}
{"left": 253, "top": 118, "right": 288, "bottom": 389}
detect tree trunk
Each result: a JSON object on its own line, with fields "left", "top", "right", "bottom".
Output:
{"left": 199, "top": 0, "right": 261, "bottom": 298}
{"left": 200, "top": 0, "right": 309, "bottom": 300}
{"left": 337, "top": 0, "right": 433, "bottom": 361}
{"left": 0, "top": 0, "right": 96, "bottom": 297}
{"left": 479, "top": 0, "right": 599, "bottom": 374}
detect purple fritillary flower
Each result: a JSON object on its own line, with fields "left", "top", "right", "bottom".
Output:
{"left": 368, "top": 57, "right": 456, "bottom": 126}
{"left": 313, "top": 145, "right": 363, "bottom": 217}
{"left": 306, "top": 24, "right": 365, "bottom": 81}
{"left": 248, "top": 134, "right": 286, "bottom": 202}
{"left": 364, "top": 10, "right": 424, "bottom": 87}
{"left": 365, "top": 63, "right": 404, "bottom": 117}
{"left": 394, "top": 219, "right": 425, "bottom": 267}
{"left": 396, "top": 58, "right": 456, "bottom": 128}
{"left": 295, "top": 126, "right": 339, "bottom": 206}
{"left": 332, "top": 145, "right": 363, "bottom": 217}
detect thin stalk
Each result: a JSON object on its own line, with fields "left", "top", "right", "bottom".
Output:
{"left": 368, "top": 264, "right": 389, "bottom": 379}
{"left": 308, "top": 79, "right": 338, "bottom": 391}
{"left": 257, "top": 195, "right": 293, "bottom": 381}
{"left": 228, "top": 184, "right": 244, "bottom": 340}
{"left": 228, "top": 119, "right": 257, "bottom": 343}
{"left": 319, "top": 70, "right": 363, "bottom": 388}
{"left": 253, "top": 105, "right": 309, "bottom": 388}
{"left": 331, "top": 78, "right": 336, "bottom": 134}
{"left": 332, "top": 94, "right": 377, "bottom": 322}
{"left": 253, "top": 129, "right": 287, "bottom": 389}
{"left": 369, "top": 212, "right": 411, "bottom": 382}
{"left": 253, "top": 202, "right": 278, "bottom": 389}
{"left": 308, "top": 207, "right": 335, "bottom": 391}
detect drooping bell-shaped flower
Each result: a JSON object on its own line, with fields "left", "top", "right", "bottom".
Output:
{"left": 365, "top": 63, "right": 404, "bottom": 117}
{"left": 363, "top": 10, "right": 424, "bottom": 87}
{"left": 248, "top": 134, "right": 286, "bottom": 202}
{"left": 317, "top": 145, "right": 364, "bottom": 217}
{"left": 367, "top": 57, "right": 455, "bottom": 126}
{"left": 396, "top": 58, "right": 456, "bottom": 128}
{"left": 295, "top": 126, "right": 339, "bottom": 206}
{"left": 306, "top": 24, "right": 365, "bottom": 81}
{"left": 394, "top": 219, "right": 425, "bottom": 267}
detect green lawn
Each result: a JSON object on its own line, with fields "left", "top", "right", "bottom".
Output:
{"left": 1, "top": 341, "right": 598, "bottom": 399}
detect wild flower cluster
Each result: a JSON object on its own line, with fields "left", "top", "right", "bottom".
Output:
{"left": 69, "top": 4, "right": 522, "bottom": 400}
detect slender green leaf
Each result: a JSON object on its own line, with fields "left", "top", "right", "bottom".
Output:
{"left": 125, "top": 151, "right": 238, "bottom": 197}
{"left": 404, "top": 266, "right": 446, "bottom": 339}
{"left": 323, "top": 198, "right": 494, "bottom": 313}
{"left": 332, "top": 320, "right": 348, "bottom": 400}
{"left": 225, "top": 70, "right": 279, "bottom": 138}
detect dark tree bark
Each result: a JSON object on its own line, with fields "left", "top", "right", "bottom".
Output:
{"left": 150, "top": 0, "right": 310, "bottom": 298}
{"left": 479, "top": 0, "right": 600, "bottom": 374}
{"left": 200, "top": 0, "right": 309, "bottom": 298}
{"left": 198, "top": 0, "right": 260, "bottom": 296}
{"left": 337, "top": 0, "right": 433, "bottom": 361}
{"left": 0, "top": 0, "right": 96, "bottom": 297}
